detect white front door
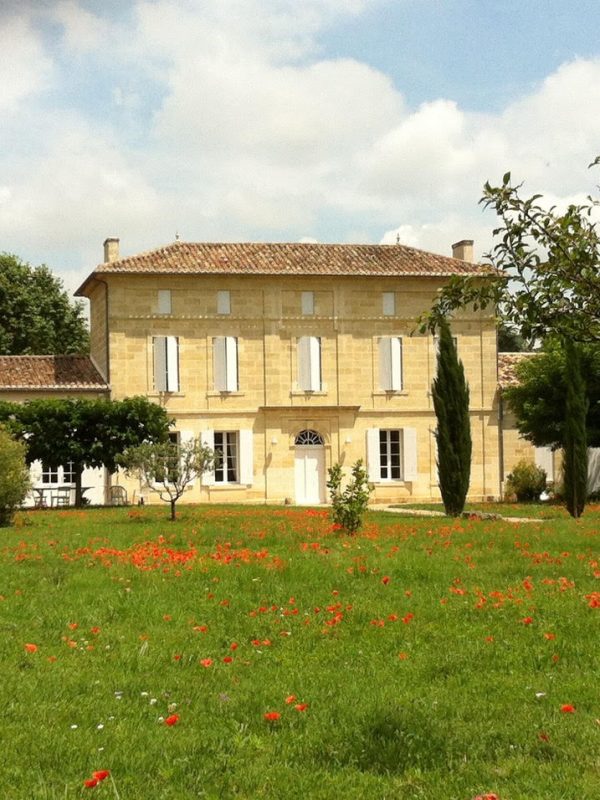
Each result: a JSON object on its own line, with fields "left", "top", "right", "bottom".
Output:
{"left": 295, "top": 447, "right": 326, "bottom": 505}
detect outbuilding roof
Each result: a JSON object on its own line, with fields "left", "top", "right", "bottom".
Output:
{"left": 76, "top": 240, "right": 494, "bottom": 295}
{"left": 497, "top": 352, "right": 538, "bottom": 388}
{"left": 0, "top": 356, "right": 108, "bottom": 391}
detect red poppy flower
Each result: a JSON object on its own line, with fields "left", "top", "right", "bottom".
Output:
{"left": 560, "top": 704, "right": 576, "bottom": 713}
{"left": 83, "top": 778, "right": 99, "bottom": 788}
{"left": 230, "top": 642, "right": 238, "bottom": 650}
{"left": 294, "top": 703, "right": 308, "bottom": 712}
{"left": 382, "top": 576, "right": 390, "bottom": 585}
{"left": 223, "top": 656, "right": 233, "bottom": 663}
{"left": 521, "top": 616, "right": 534, "bottom": 625}
{"left": 24, "top": 643, "right": 38, "bottom": 653}
{"left": 263, "top": 711, "right": 280, "bottom": 721}
{"left": 199, "top": 658, "right": 213, "bottom": 668}
{"left": 165, "top": 714, "right": 179, "bottom": 726}
{"left": 543, "top": 632, "right": 556, "bottom": 640}
{"left": 92, "top": 770, "right": 110, "bottom": 782}
{"left": 398, "top": 652, "right": 409, "bottom": 660}
{"left": 68, "top": 622, "right": 78, "bottom": 630}
{"left": 285, "top": 695, "right": 297, "bottom": 704}
{"left": 173, "top": 654, "right": 182, "bottom": 661}
{"left": 90, "top": 627, "right": 101, "bottom": 635}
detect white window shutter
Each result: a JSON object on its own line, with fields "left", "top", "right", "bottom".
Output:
{"left": 301, "top": 291, "right": 314, "bottom": 315}
{"left": 213, "top": 337, "right": 227, "bottom": 391}
{"left": 383, "top": 292, "right": 395, "bottom": 316}
{"left": 217, "top": 290, "right": 231, "bottom": 314}
{"left": 403, "top": 427, "right": 418, "bottom": 481}
{"left": 535, "top": 447, "right": 554, "bottom": 482}
{"left": 239, "top": 429, "right": 254, "bottom": 485}
{"left": 309, "top": 336, "right": 321, "bottom": 391}
{"left": 157, "top": 290, "right": 172, "bottom": 314}
{"left": 390, "top": 337, "right": 402, "bottom": 391}
{"left": 366, "top": 428, "right": 381, "bottom": 482}
{"left": 378, "top": 337, "right": 391, "bottom": 391}
{"left": 225, "top": 337, "right": 238, "bottom": 391}
{"left": 166, "top": 336, "right": 179, "bottom": 392}
{"left": 153, "top": 336, "right": 167, "bottom": 391}
{"left": 298, "top": 336, "right": 311, "bottom": 390}
{"left": 201, "top": 429, "right": 215, "bottom": 485}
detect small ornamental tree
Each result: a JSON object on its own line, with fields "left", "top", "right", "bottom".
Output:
{"left": 563, "top": 339, "right": 588, "bottom": 518}
{"left": 431, "top": 318, "right": 472, "bottom": 516}
{"left": 118, "top": 438, "right": 215, "bottom": 521}
{"left": 327, "top": 459, "right": 372, "bottom": 534}
{"left": 0, "top": 426, "right": 30, "bottom": 526}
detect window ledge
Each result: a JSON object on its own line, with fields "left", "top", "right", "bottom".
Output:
{"left": 206, "top": 391, "right": 245, "bottom": 397}
{"left": 209, "top": 483, "right": 249, "bottom": 491}
{"left": 147, "top": 391, "right": 186, "bottom": 398}
{"left": 372, "top": 390, "right": 408, "bottom": 397}
{"left": 290, "top": 390, "right": 328, "bottom": 397}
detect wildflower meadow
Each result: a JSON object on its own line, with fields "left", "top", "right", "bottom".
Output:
{"left": 1, "top": 504, "right": 599, "bottom": 799}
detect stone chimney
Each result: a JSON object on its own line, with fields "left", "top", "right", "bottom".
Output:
{"left": 103, "top": 237, "right": 120, "bottom": 263}
{"left": 451, "top": 239, "right": 474, "bottom": 262}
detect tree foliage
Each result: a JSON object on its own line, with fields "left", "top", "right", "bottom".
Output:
{"left": 504, "top": 340, "right": 600, "bottom": 450}
{"left": 0, "top": 253, "right": 89, "bottom": 354}
{"left": 421, "top": 160, "right": 600, "bottom": 343}
{"left": 563, "top": 340, "right": 588, "bottom": 518}
{"left": 0, "top": 426, "right": 30, "bottom": 526}
{"left": 118, "top": 438, "right": 215, "bottom": 520}
{"left": 0, "top": 397, "right": 170, "bottom": 506}
{"left": 431, "top": 318, "right": 472, "bottom": 516}
{"left": 327, "top": 459, "right": 372, "bottom": 534}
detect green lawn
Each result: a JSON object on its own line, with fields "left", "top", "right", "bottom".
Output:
{"left": 1, "top": 505, "right": 599, "bottom": 799}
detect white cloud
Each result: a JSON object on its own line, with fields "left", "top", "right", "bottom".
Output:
{"left": 52, "top": 1, "right": 110, "bottom": 53}
{"left": 0, "top": 15, "right": 53, "bottom": 112}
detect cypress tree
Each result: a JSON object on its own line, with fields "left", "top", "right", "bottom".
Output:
{"left": 563, "top": 339, "right": 588, "bottom": 518}
{"left": 431, "top": 318, "right": 472, "bottom": 516}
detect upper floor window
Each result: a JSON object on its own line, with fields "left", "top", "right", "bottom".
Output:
{"left": 382, "top": 292, "right": 395, "bottom": 316}
{"left": 378, "top": 336, "right": 403, "bottom": 391}
{"left": 297, "top": 336, "right": 321, "bottom": 392}
{"left": 213, "top": 336, "right": 238, "bottom": 392}
{"left": 153, "top": 335, "right": 180, "bottom": 392}
{"left": 301, "top": 291, "right": 315, "bottom": 315}
{"left": 157, "top": 290, "right": 172, "bottom": 314}
{"left": 217, "top": 290, "right": 231, "bottom": 315}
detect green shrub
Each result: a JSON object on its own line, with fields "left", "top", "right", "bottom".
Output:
{"left": 327, "top": 459, "right": 372, "bottom": 534}
{"left": 0, "top": 426, "right": 30, "bottom": 526}
{"left": 505, "top": 459, "right": 547, "bottom": 502}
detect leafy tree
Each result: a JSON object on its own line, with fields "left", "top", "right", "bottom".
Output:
{"left": 0, "top": 253, "right": 89, "bottom": 354}
{"left": 431, "top": 318, "right": 472, "bottom": 516}
{"left": 0, "top": 426, "right": 30, "bottom": 526}
{"left": 326, "top": 459, "right": 372, "bottom": 534}
{"left": 421, "top": 160, "right": 600, "bottom": 343}
{"left": 118, "top": 438, "right": 215, "bottom": 520}
{"left": 504, "top": 339, "right": 600, "bottom": 450}
{"left": 0, "top": 397, "right": 170, "bottom": 506}
{"left": 563, "top": 340, "right": 588, "bottom": 518}
{"left": 497, "top": 322, "right": 532, "bottom": 353}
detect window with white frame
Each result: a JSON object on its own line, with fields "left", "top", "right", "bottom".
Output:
{"left": 214, "top": 431, "right": 238, "bottom": 483}
{"left": 379, "top": 429, "right": 403, "bottom": 480}
{"left": 297, "top": 335, "right": 321, "bottom": 391}
{"left": 157, "top": 289, "right": 172, "bottom": 314}
{"left": 217, "top": 290, "right": 231, "bottom": 315}
{"left": 301, "top": 291, "right": 315, "bottom": 315}
{"left": 201, "top": 429, "right": 253, "bottom": 486}
{"left": 382, "top": 292, "right": 395, "bottom": 316}
{"left": 213, "top": 336, "right": 239, "bottom": 392}
{"left": 378, "top": 336, "right": 403, "bottom": 391}
{"left": 41, "top": 462, "right": 76, "bottom": 485}
{"left": 366, "top": 427, "right": 418, "bottom": 483}
{"left": 153, "top": 336, "right": 180, "bottom": 392}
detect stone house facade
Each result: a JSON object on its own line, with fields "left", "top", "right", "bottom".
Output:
{"left": 74, "top": 237, "right": 501, "bottom": 505}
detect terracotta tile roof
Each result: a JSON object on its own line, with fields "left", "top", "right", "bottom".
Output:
{"left": 76, "top": 240, "right": 495, "bottom": 293}
{"left": 498, "top": 352, "right": 538, "bottom": 387}
{"left": 0, "top": 356, "right": 108, "bottom": 391}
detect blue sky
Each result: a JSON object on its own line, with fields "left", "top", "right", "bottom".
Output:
{"left": 2, "top": 0, "right": 600, "bottom": 293}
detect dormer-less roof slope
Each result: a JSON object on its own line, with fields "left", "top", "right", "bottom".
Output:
{"left": 75, "top": 241, "right": 494, "bottom": 295}
{"left": 0, "top": 356, "right": 108, "bottom": 391}
{"left": 497, "top": 352, "right": 538, "bottom": 388}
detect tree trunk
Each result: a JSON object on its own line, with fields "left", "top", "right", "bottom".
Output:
{"left": 170, "top": 498, "right": 176, "bottom": 521}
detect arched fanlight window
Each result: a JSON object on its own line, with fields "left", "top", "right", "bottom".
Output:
{"left": 294, "top": 429, "right": 324, "bottom": 446}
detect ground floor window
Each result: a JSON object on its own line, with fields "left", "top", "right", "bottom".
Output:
{"left": 379, "top": 429, "right": 403, "bottom": 480}
{"left": 41, "top": 462, "right": 76, "bottom": 484}
{"left": 214, "top": 432, "right": 238, "bottom": 483}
